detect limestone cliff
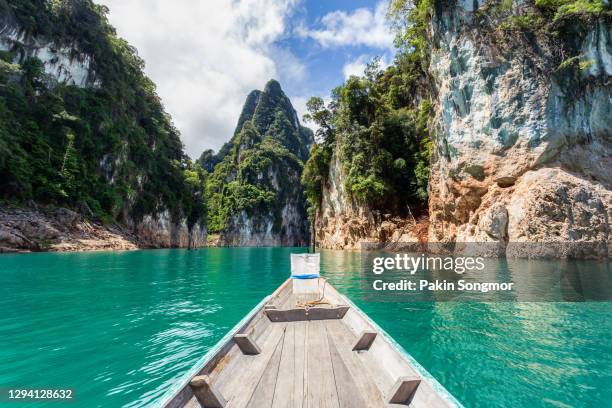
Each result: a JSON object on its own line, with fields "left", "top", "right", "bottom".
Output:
{"left": 427, "top": 0, "right": 611, "bottom": 257}
{"left": 206, "top": 80, "right": 313, "bottom": 246}
{"left": 315, "top": 146, "right": 424, "bottom": 250}
{"left": 312, "top": 0, "right": 610, "bottom": 257}
{"left": 0, "top": 0, "right": 206, "bottom": 251}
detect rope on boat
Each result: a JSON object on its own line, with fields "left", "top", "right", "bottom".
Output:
{"left": 296, "top": 277, "right": 330, "bottom": 309}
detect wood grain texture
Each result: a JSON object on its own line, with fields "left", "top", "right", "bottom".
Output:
{"left": 387, "top": 376, "right": 421, "bottom": 404}
{"left": 234, "top": 334, "right": 261, "bottom": 355}
{"left": 305, "top": 321, "right": 340, "bottom": 408}
{"left": 326, "top": 328, "right": 368, "bottom": 408}
{"left": 222, "top": 324, "right": 286, "bottom": 408}
{"left": 246, "top": 331, "right": 285, "bottom": 407}
{"left": 352, "top": 331, "right": 377, "bottom": 351}
{"left": 271, "top": 323, "right": 298, "bottom": 408}
{"left": 190, "top": 375, "right": 226, "bottom": 408}
{"left": 265, "top": 306, "right": 349, "bottom": 322}
{"left": 325, "top": 320, "right": 386, "bottom": 407}
{"left": 163, "top": 280, "right": 458, "bottom": 408}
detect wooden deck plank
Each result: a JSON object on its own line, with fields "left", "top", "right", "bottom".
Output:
{"left": 190, "top": 375, "right": 227, "bottom": 408}
{"left": 278, "top": 292, "right": 298, "bottom": 309}
{"left": 294, "top": 322, "right": 307, "bottom": 408}
{"left": 244, "top": 312, "right": 273, "bottom": 344}
{"left": 346, "top": 331, "right": 394, "bottom": 397}
{"left": 271, "top": 281, "right": 293, "bottom": 309}
{"left": 246, "top": 329, "right": 285, "bottom": 407}
{"left": 300, "top": 321, "right": 308, "bottom": 408}
{"left": 184, "top": 395, "right": 201, "bottom": 408}
{"left": 213, "top": 319, "right": 277, "bottom": 393}
{"left": 305, "top": 321, "right": 340, "bottom": 408}
{"left": 163, "top": 281, "right": 458, "bottom": 408}
{"left": 326, "top": 325, "right": 368, "bottom": 408}
{"left": 324, "top": 320, "right": 387, "bottom": 407}
{"left": 341, "top": 309, "right": 419, "bottom": 385}
{"left": 221, "top": 323, "right": 286, "bottom": 408}
{"left": 234, "top": 334, "right": 261, "bottom": 355}
{"left": 271, "top": 323, "right": 297, "bottom": 408}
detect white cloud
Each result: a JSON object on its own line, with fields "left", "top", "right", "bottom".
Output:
{"left": 100, "top": 0, "right": 304, "bottom": 158}
{"left": 342, "top": 53, "right": 394, "bottom": 79}
{"left": 273, "top": 46, "right": 307, "bottom": 82}
{"left": 342, "top": 55, "right": 369, "bottom": 79}
{"left": 296, "top": 1, "right": 393, "bottom": 49}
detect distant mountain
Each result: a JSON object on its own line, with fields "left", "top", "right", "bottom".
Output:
{"left": 205, "top": 79, "right": 313, "bottom": 246}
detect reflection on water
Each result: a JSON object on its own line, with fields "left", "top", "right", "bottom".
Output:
{"left": 0, "top": 248, "right": 610, "bottom": 408}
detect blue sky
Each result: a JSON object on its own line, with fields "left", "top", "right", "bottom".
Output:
{"left": 100, "top": 0, "right": 396, "bottom": 158}
{"left": 280, "top": 0, "right": 394, "bottom": 102}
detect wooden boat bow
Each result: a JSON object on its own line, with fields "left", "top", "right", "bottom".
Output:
{"left": 159, "top": 256, "right": 462, "bottom": 408}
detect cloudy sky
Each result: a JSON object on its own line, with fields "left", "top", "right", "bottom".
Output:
{"left": 100, "top": 0, "right": 395, "bottom": 158}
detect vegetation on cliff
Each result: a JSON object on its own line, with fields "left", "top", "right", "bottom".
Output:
{"left": 4, "top": 0, "right": 605, "bottom": 249}
{"left": 0, "top": 0, "right": 206, "bottom": 229}
{"left": 301, "top": 1, "right": 433, "bottom": 219}
{"left": 204, "top": 80, "right": 312, "bottom": 240}
{"left": 301, "top": 0, "right": 609, "bottom": 223}
{"left": 476, "top": 0, "right": 610, "bottom": 82}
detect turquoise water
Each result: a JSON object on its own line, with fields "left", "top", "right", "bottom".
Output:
{"left": 0, "top": 248, "right": 610, "bottom": 407}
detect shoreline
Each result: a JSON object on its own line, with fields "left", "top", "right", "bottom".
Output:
{"left": 0, "top": 206, "right": 310, "bottom": 254}
{"left": 2, "top": 206, "right": 608, "bottom": 259}
{"left": 1, "top": 206, "right": 145, "bottom": 254}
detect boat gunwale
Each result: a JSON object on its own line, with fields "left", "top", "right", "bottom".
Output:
{"left": 156, "top": 294, "right": 271, "bottom": 408}
{"left": 332, "top": 285, "right": 464, "bottom": 408}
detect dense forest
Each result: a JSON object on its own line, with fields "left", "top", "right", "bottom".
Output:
{"left": 0, "top": 0, "right": 205, "bottom": 230}
{"left": 300, "top": 0, "right": 434, "bottom": 221}
{"left": 0, "top": 0, "right": 311, "bottom": 246}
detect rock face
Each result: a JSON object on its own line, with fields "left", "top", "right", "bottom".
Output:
{"left": 207, "top": 80, "right": 313, "bottom": 246}
{"left": 129, "top": 211, "right": 206, "bottom": 248}
{"left": 315, "top": 150, "right": 423, "bottom": 249}
{"left": 314, "top": 1, "right": 610, "bottom": 257}
{"left": 427, "top": 1, "right": 611, "bottom": 257}
{"left": 0, "top": 6, "right": 98, "bottom": 87}
{"left": 0, "top": 206, "right": 137, "bottom": 252}
{"left": 0, "top": 205, "right": 207, "bottom": 252}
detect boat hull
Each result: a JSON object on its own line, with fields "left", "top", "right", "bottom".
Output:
{"left": 159, "top": 278, "right": 462, "bottom": 408}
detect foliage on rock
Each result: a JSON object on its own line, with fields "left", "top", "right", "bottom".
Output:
{"left": 0, "top": 0, "right": 206, "bottom": 229}
{"left": 301, "top": 37, "right": 433, "bottom": 218}
{"left": 204, "top": 80, "right": 313, "bottom": 238}
{"left": 472, "top": 0, "right": 610, "bottom": 87}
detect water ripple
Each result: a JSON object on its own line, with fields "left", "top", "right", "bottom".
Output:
{"left": 0, "top": 248, "right": 609, "bottom": 408}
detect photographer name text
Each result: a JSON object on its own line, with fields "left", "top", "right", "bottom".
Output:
{"left": 371, "top": 254, "right": 514, "bottom": 293}
{"left": 372, "top": 279, "right": 514, "bottom": 293}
